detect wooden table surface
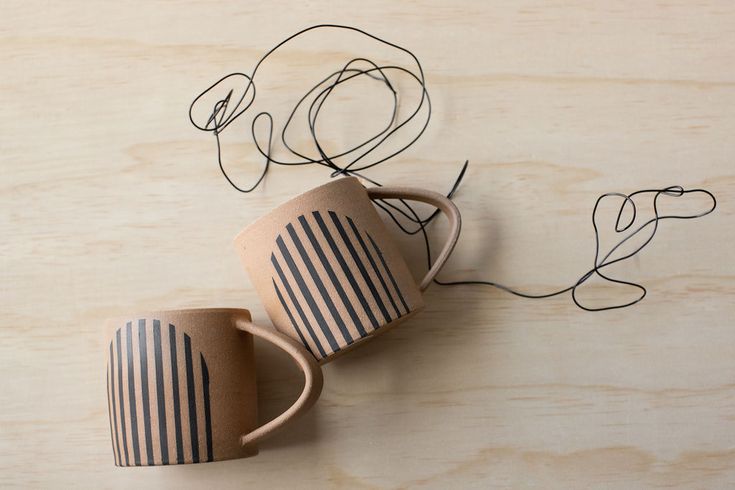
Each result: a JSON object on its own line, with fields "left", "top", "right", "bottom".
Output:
{"left": 2, "top": 1, "right": 734, "bottom": 488}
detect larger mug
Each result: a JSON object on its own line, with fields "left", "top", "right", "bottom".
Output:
{"left": 234, "top": 177, "right": 461, "bottom": 364}
{"left": 104, "top": 308, "right": 322, "bottom": 466}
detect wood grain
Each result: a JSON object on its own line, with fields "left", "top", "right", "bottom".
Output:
{"left": 1, "top": 1, "right": 734, "bottom": 488}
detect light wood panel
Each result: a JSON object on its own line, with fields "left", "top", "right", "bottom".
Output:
{"left": 1, "top": 1, "right": 734, "bottom": 488}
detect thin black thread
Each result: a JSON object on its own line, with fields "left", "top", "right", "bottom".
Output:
{"left": 189, "top": 24, "right": 718, "bottom": 311}
{"left": 188, "top": 24, "right": 453, "bottom": 191}
{"left": 432, "top": 186, "right": 718, "bottom": 311}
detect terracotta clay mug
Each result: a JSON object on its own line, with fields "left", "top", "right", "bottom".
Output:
{"left": 234, "top": 176, "right": 461, "bottom": 364}
{"left": 104, "top": 308, "right": 322, "bottom": 466}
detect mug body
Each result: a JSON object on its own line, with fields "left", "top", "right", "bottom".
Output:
{"left": 104, "top": 308, "right": 258, "bottom": 466}
{"left": 235, "top": 177, "right": 424, "bottom": 363}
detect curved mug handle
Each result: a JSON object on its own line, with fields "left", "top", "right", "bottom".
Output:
{"left": 234, "top": 314, "right": 323, "bottom": 447}
{"left": 367, "top": 186, "right": 461, "bottom": 291}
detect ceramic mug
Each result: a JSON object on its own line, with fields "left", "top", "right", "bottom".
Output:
{"left": 104, "top": 308, "right": 322, "bottom": 466}
{"left": 234, "top": 176, "right": 461, "bottom": 364}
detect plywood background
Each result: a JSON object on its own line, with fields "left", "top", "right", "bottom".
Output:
{"left": 1, "top": 1, "right": 734, "bottom": 488}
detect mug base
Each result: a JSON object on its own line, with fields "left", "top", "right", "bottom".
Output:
{"left": 317, "top": 306, "right": 424, "bottom": 365}
{"left": 114, "top": 446, "right": 259, "bottom": 467}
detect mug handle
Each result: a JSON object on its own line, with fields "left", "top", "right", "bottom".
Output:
{"left": 367, "top": 186, "right": 462, "bottom": 291}
{"left": 234, "top": 315, "right": 324, "bottom": 447}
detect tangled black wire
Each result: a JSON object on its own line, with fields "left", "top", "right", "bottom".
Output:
{"left": 434, "top": 186, "right": 717, "bottom": 311}
{"left": 189, "top": 24, "right": 717, "bottom": 312}
{"left": 188, "top": 24, "right": 439, "bottom": 191}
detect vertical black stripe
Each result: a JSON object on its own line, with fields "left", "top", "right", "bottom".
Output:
{"left": 298, "top": 215, "right": 368, "bottom": 338}
{"left": 138, "top": 320, "right": 154, "bottom": 465}
{"left": 368, "top": 233, "right": 410, "bottom": 313}
{"left": 273, "top": 278, "right": 314, "bottom": 356}
{"left": 201, "top": 354, "right": 213, "bottom": 463}
{"left": 106, "top": 363, "right": 117, "bottom": 465}
{"left": 184, "top": 334, "right": 199, "bottom": 463}
{"left": 271, "top": 253, "right": 328, "bottom": 358}
{"left": 109, "top": 341, "right": 122, "bottom": 465}
{"left": 169, "top": 324, "right": 184, "bottom": 464}
{"left": 152, "top": 320, "right": 169, "bottom": 465}
{"left": 329, "top": 211, "right": 392, "bottom": 323}
{"left": 286, "top": 222, "right": 354, "bottom": 344}
{"left": 347, "top": 217, "right": 402, "bottom": 318}
{"left": 276, "top": 235, "right": 341, "bottom": 353}
{"left": 126, "top": 322, "right": 141, "bottom": 466}
{"left": 312, "top": 211, "right": 380, "bottom": 330}
{"left": 116, "top": 328, "right": 129, "bottom": 466}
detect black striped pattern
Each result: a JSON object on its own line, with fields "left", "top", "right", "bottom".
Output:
{"left": 106, "top": 320, "right": 213, "bottom": 466}
{"left": 271, "top": 210, "right": 410, "bottom": 360}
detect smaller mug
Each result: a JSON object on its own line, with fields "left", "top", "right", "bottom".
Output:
{"left": 104, "top": 308, "right": 322, "bottom": 466}
{"left": 234, "top": 176, "right": 461, "bottom": 364}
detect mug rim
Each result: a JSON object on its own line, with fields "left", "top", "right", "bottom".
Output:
{"left": 233, "top": 175, "right": 361, "bottom": 245}
{"left": 105, "top": 307, "right": 251, "bottom": 324}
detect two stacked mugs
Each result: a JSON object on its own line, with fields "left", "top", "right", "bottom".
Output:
{"left": 104, "top": 177, "right": 461, "bottom": 465}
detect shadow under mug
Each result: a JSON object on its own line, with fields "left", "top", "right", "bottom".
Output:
{"left": 234, "top": 176, "right": 461, "bottom": 364}
{"left": 104, "top": 308, "right": 322, "bottom": 466}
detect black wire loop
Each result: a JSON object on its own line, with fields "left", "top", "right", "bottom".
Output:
{"left": 189, "top": 24, "right": 717, "bottom": 312}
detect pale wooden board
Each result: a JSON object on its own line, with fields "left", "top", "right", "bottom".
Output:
{"left": 1, "top": 1, "right": 734, "bottom": 488}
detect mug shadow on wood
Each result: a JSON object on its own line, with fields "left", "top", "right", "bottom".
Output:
{"left": 253, "top": 338, "right": 323, "bottom": 450}
{"left": 249, "top": 205, "right": 500, "bottom": 452}
{"left": 326, "top": 209, "right": 502, "bottom": 402}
